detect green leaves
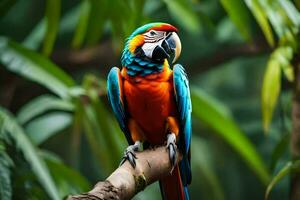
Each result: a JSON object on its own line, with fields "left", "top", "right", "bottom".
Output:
{"left": 163, "top": 0, "right": 200, "bottom": 33}
{"left": 243, "top": 0, "right": 300, "bottom": 48}
{"left": 0, "top": 158, "right": 12, "bottom": 200}
{"left": 45, "top": 158, "right": 91, "bottom": 197}
{"left": 16, "top": 95, "right": 74, "bottom": 145}
{"left": 244, "top": 0, "right": 275, "bottom": 46}
{"left": 43, "top": 0, "right": 61, "bottom": 56}
{"left": 192, "top": 88, "right": 270, "bottom": 184}
{"left": 220, "top": 0, "right": 252, "bottom": 41}
{"left": 261, "top": 58, "right": 281, "bottom": 132}
{"left": 265, "top": 160, "right": 300, "bottom": 199}
{"left": 270, "top": 133, "right": 290, "bottom": 171}
{"left": 0, "top": 108, "right": 60, "bottom": 200}
{"left": 261, "top": 46, "right": 293, "bottom": 132}
{"left": 26, "top": 112, "right": 72, "bottom": 145}
{"left": 72, "top": 0, "right": 108, "bottom": 48}
{"left": 17, "top": 95, "right": 74, "bottom": 125}
{"left": 0, "top": 37, "right": 75, "bottom": 99}
{"left": 237, "top": 0, "right": 299, "bottom": 134}
{"left": 72, "top": 0, "right": 91, "bottom": 48}
{"left": 0, "top": 143, "right": 13, "bottom": 200}
{"left": 279, "top": 0, "right": 300, "bottom": 27}
{"left": 80, "top": 74, "right": 125, "bottom": 172}
{"left": 84, "top": 0, "right": 108, "bottom": 46}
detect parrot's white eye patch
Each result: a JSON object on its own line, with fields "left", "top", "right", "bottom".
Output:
{"left": 143, "top": 30, "right": 165, "bottom": 42}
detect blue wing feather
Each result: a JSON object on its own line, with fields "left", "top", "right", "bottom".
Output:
{"left": 107, "top": 67, "right": 133, "bottom": 145}
{"left": 173, "top": 64, "right": 192, "bottom": 153}
{"left": 173, "top": 64, "right": 192, "bottom": 186}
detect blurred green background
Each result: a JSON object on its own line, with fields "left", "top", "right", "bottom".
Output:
{"left": 1, "top": 0, "right": 300, "bottom": 199}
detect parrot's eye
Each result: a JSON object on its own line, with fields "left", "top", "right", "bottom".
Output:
{"left": 149, "top": 30, "right": 156, "bottom": 36}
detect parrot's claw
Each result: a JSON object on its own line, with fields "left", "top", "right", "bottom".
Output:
{"left": 167, "top": 133, "right": 177, "bottom": 168}
{"left": 120, "top": 141, "right": 142, "bottom": 168}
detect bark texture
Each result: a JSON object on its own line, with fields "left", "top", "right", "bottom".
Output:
{"left": 68, "top": 146, "right": 181, "bottom": 200}
{"left": 291, "top": 57, "right": 300, "bottom": 200}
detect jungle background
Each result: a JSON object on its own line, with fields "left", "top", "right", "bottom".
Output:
{"left": 1, "top": 0, "right": 300, "bottom": 199}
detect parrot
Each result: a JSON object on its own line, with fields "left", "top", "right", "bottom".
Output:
{"left": 107, "top": 22, "right": 192, "bottom": 200}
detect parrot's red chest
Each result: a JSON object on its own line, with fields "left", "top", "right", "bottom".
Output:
{"left": 122, "top": 67, "right": 178, "bottom": 144}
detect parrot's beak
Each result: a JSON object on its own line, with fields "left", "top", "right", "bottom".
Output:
{"left": 165, "top": 32, "right": 181, "bottom": 64}
{"left": 151, "top": 32, "right": 182, "bottom": 64}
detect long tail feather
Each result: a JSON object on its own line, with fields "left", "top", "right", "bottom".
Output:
{"left": 159, "top": 165, "right": 189, "bottom": 200}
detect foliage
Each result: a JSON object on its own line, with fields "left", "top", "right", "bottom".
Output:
{"left": 0, "top": 107, "right": 60, "bottom": 200}
{"left": 1, "top": 0, "right": 300, "bottom": 199}
{"left": 265, "top": 160, "right": 300, "bottom": 199}
{"left": 0, "top": 141, "right": 13, "bottom": 200}
{"left": 192, "top": 89, "right": 270, "bottom": 184}
{"left": 224, "top": 0, "right": 300, "bottom": 197}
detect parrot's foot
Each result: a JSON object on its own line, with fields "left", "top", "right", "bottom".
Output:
{"left": 120, "top": 141, "right": 142, "bottom": 168}
{"left": 167, "top": 133, "right": 177, "bottom": 168}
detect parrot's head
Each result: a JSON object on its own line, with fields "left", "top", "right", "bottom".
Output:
{"left": 121, "top": 22, "right": 181, "bottom": 73}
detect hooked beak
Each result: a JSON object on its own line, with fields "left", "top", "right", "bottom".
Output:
{"left": 151, "top": 32, "right": 182, "bottom": 63}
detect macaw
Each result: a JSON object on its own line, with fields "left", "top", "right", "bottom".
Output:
{"left": 107, "top": 22, "right": 191, "bottom": 200}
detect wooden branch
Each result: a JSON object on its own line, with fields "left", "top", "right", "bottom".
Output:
{"left": 68, "top": 146, "right": 181, "bottom": 200}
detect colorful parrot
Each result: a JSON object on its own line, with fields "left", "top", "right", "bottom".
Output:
{"left": 107, "top": 22, "right": 191, "bottom": 200}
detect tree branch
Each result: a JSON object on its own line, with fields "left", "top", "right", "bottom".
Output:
{"left": 290, "top": 55, "right": 300, "bottom": 200}
{"left": 68, "top": 146, "right": 181, "bottom": 200}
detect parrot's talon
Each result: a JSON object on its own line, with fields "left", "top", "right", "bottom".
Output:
{"left": 120, "top": 141, "right": 142, "bottom": 168}
{"left": 166, "top": 133, "right": 177, "bottom": 168}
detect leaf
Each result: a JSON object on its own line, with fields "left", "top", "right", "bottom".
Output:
{"left": 0, "top": 107, "right": 60, "bottom": 200}
{"left": 0, "top": 160, "right": 11, "bottom": 200}
{"left": 83, "top": 74, "right": 124, "bottom": 165}
{"left": 261, "top": 53, "right": 282, "bottom": 133}
{"left": 163, "top": 0, "right": 200, "bottom": 33}
{"left": 275, "top": 46, "right": 294, "bottom": 81}
{"left": 43, "top": 0, "right": 61, "bottom": 56}
{"left": 279, "top": 0, "right": 300, "bottom": 27}
{"left": 81, "top": 87, "right": 123, "bottom": 172}
{"left": 265, "top": 160, "right": 300, "bottom": 199}
{"left": 84, "top": 0, "right": 108, "bottom": 46}
{"left": 25, "top": 112, "right": 72, "bottom": 145}
{"left": 296, "top": 0, "right": 300, "bottom": 10}
{"left": 245, "top": 0, "right": 275, "bottom": 46}
{"left": 192, "top": 88, "right": 270, "bottom": 184}
{"left": 45, "top": 158, "right": 91, "bottom": 197}
{"left": 22, "top": 19, "right": 46, "bottom": 50}
{"left": 82, "top": 106, "right": 112, "bottom": 173}
{"left": 0, "top": 37, "right": 75, "bottom": 99}
{"left": 0, "top": 144, "right": 13, "bottom": 200}
{"left": 270, "top": 133, "right": 290, "bottom": 171}
{"left": 23, "top": 5, "right": 81, "bottom": 50}
{"left": 258, "top": 0, "right": 297, "bottom": 45}
{"left": 71, "top": 0, "right": 109, "bottom": 48}
{"left": 17, "top": 95, "right": 74, "bottom": 125}
{"left": 58, "top": 5, "right": 82, "bottom": 37}
{"left": 71, "top": 0, "right": 91, "bottom": 48}
{"left": 282, "top": 64, "right": 294, "bottom": 81}
{"left": 263, "top": 4, "right": 283, "bottom": 38}
{"left": 220, "top": 0, "right": 252, "bottom": 41}
{"left": 70, "top": 101, "right": 83, "bottom": 167}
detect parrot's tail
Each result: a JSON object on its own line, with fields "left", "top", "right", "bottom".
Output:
{"left": 159, "top": 165, "right": 189, "bottom": 200}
